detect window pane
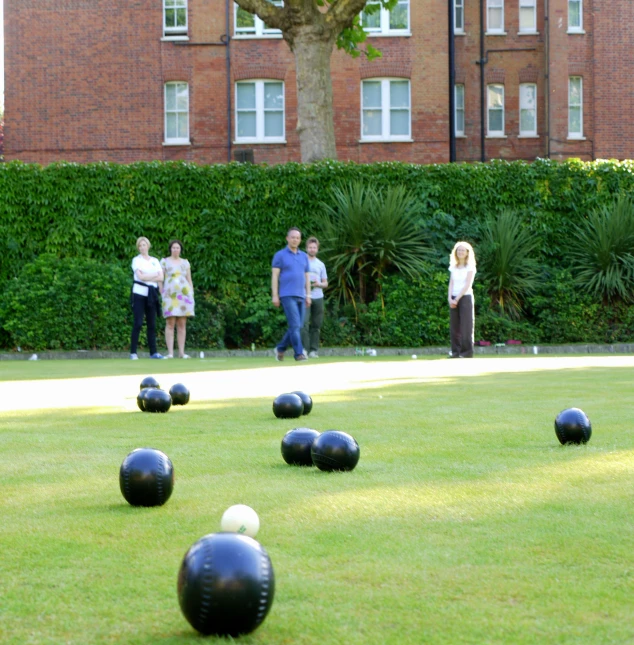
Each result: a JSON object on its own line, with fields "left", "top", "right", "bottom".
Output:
{"left": 488, "top": 86, "right": 504, "bottom": 109}
{"left": 264, "top": 82, "right": 283, "bottom": 110}
{"left": 390, "top": 110, "right": 410, "bottom": 136}
{"left": 520, "top": 110, "right": 535, "bottom": 132}
{"left": 166, "top": 114, "right": 177, "bottom": 139}
{"left": 362, "top": 81, "right": 382, "bottom": 108}
{"left": 362, "top": 3, "right": 381, "bottom": 29}
{"left": 389, "top": 2, "right": 409, "bottom": 30}
{"left": 455, "top": 85, "right": 464, "bottom": 110}
{"left": 520, "top": 84, "right": 536, "bottom": 109}
{"left": 489, "top": 110, "right": 503, "bottom": 132}
{"left": 264, "top": 112, "right": 284, "bottom": 137}
{"left": 363, "top": 110, "right": 382, "bottom": 136}
{"left": 237, "top": 112, "right": 257, "bottom": 138}
{"left": 177, "top": 113, "right": 188, "bottom": 138}
{"left": 569, "top": 78, "right": 581, "bottom": 105}
{"left": 176, "top": 85, "right": 188, "bottom": 111}
{"left": 236, "top": 6, "right": 255, "bottom": 29}
{"left": 569, "top": 0, "right": 581, "bottom": 28}
{"left": 569, "top": 107, "right": 581, "bottom": 133}
{"left": 165, "top": 85, "right": 176, "bottom": 111}
{"left": 520, "top": 7, "right": 535, "bottom": 30}
{"left": 237, "top": 83, "right": 256, "bottom": 109}
{"left": 390, "top": 81, "right": 409, "bottom": 109}
{"left": 456, "top": 110, "right": 465, "bottom": 133}
{"left": 455, "top": 6, "right": 463, "bottom": 30}
{"left": 489, "top": 7, "right": 502, "bottom": 29}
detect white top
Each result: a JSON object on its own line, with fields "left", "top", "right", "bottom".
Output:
{"left": 308, "top": 257, "right": 328, "bottom": 299}
{"left": 132, "top": 255, "right": 161, "bottom": 288}
{"left": 449, "top": 265, "right": 475, "bottom": 297}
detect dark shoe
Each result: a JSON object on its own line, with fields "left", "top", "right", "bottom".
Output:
{"left": 275, "top": 350, "right": 284, "bottom": 362}
{"left": 295, "top": 354, "right": 308, "bottom": 361}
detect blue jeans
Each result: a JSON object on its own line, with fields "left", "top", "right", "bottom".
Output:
{"left": 277, "top": 296, "right": 306, "bottom": 358}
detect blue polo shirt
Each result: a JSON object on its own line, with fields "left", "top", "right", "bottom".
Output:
{"left": 272, "top": 246, "right": 310, "bottom": 298}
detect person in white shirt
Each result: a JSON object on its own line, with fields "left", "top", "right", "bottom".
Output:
{"left": 301, "top": 236, "right": 328, "bottom": 358}
{"left": 448, "top": 241, "right": 476, "bottom": 358}
{"left": 130, "top": 237, "right": 165, "bottom": 360}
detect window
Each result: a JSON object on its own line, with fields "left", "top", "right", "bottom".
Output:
{"left": 235, "top": 1, "right": 282, "bottom": 37}
{"left": 164, "top": 0, "right": 187, "bottom": 36}
{"left": 164, "top": 82, "right": 189, "bottom": 144}
{"left": 361, "top": 0, "right": 410, "bottom": 34}
{"left": 361, "top": 79, "right": 411, "bottom": 141}
{"left": 454, "top": 0, "right": 464, "bottom": 33}
{"left": 455, "top": 85, "right": 465, "bottom": 136}
{"left": 568, "top": 77, "right": 583, "bottom": 138}
{"left": 487, "top": 0, "right": 504, "bottom": 33}
{"left": 519, "top": 83, "right": 537, "bottom": 135}
{"left": 487, "top": 84, "right": 504, "bottom": 136}
{"left": 236, "top": 80, "right": 285, "bottom": 142}
{"left": 519, "top": 0, "right": 536, "bottom": 32}
{"left": 568, "top": 0, "right": 583, "bottom": 31}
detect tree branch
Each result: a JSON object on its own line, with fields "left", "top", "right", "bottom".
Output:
{"left": 325, "top": 0, "right": 373, "bottom": 30}
{"left": 233, "top": 0, "right": 286, "bottom": 30}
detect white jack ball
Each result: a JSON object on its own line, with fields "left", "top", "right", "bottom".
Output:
{"left": 411, "top": 354, "right": 417, "bottom": 360}
{"left": 220, "top": 504, "right": 260, "bottom": 538}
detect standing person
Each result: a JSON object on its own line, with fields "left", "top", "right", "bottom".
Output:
{"left": 448, "top": 241, "right": 477, "bottom": 358}
{"left": 160, "top": 239, "right": 195, "bottom": 359}
{"left": 272, "top": 227, "right": 311, "bottom": 362}
{"left": 301, "top": 236, "right": 328, "bottom": 358}
{"left": 130, "top": 237, "right": 165, "bottom": 360}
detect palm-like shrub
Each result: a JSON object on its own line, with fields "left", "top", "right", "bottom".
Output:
{"left": 316, "top": 182, "right": 430, "bottom": 309}
{"left": 569, "top": 196, "right": 634, "bottom": 303}
{"left": 477, "top": 211, "right": 541, "bottom": 318}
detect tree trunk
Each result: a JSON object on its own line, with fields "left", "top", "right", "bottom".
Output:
{"left": 291, "top": 27, "right": 338, "bottom": 163}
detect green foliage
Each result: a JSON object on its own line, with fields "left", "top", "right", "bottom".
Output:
{"left": 185, "top": 292, "right": 226, "bottom": 350}
{"left": 477, "top": 210, "right": 541, "bottom": 318}
{"left": 1, "top": 254, "right": 131, "bottom": 351}
{"left": 569, "top": 196, "right": 634, "bottom": 303}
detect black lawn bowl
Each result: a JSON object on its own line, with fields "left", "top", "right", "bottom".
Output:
{"left": 140, "top": 376, "right": 160, "bottom": 391}
{"left": 281, "top": 428, "right": 321, "bottom": 466}
{"left": 136, "top": 388, "right": 150, "bottom": 412}
{"left": 169, "top": 383, "right": 190, "bottom": 406}
{"left": 178, "top": 532, "right": 275, "bottom": 637}
{"left": 555, "top": 407, "right": 592, "bottom": 445}
{"left": 291, "top": 391, "right": 313, "bottom": 415}
{"left": 119, "top": 447, "right": 174, "bottom": 507}
{"left": 144, "top": 388, "right": 172, "bottom": 413}
{"left": 272, "top": 393, "right": 304, "bottom": 419}
{"left": 311, "top": 430, "right": 360, "bottom": 472}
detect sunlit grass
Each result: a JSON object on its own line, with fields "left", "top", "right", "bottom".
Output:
{"left": 1, "top": 361, "right": 633, "bottom": 644}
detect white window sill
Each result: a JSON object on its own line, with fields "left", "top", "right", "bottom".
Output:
{"left": 233, "top": 33, "right": 283, "bottom": 39}
{"left": 518, "top": 31, "right": 539, "bottom": 36}
{"left": 233, "top": 139, "right": 286, "bottom": 144}
{"left": 366, "top": 32, "right": 412, "bottom": 38}
{"left": 567, "top": 29, "right": 585, "bottom": 34}
{"left": 485, "top": 31, "right": 507, "bottom": 36}
{"left": 518, "top": 134, "right": 540, "bottom": 138}
{"left": 163, "top": 141, "right": 191, "bottom": 146}
{"left": 454, "top": 31, "right": 466, "bottom": 36}
{"left": 455, "top": 134, "right": 467, "bottom": 138}
{"left": 486, "top": 134, "right": 507, "bottom": 139}
{"left": 359, "top": 138, "right": 414, "bottom": 143}
{"left": 162, "top": 35, "right": 189, "bottom": 41}
{"left": 567, "top": 135, "right": 586, "bottom": 140}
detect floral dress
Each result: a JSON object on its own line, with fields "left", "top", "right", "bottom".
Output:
{"left": 160, "top": 258, "right": 195, "bottom": 318}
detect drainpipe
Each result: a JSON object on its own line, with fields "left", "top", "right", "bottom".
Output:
{"left": 448, "top": 0, "right": 456, "bottom": 162}
{"left": 545, "top": 0, "right": 550, "bottom": 158}
{"left": 225, "top": 0, "right": 232, "bottom": 162}
{"left": 478, "top": 0, "right": 485, "bottom": 161}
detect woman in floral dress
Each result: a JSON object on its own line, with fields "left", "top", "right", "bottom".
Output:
{"left": 160, "top": 240, "right": 195, "bottom": 358}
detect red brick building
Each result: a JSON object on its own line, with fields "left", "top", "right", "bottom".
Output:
{"left": 4, "top": 1, "right": 634, "bottom": 165}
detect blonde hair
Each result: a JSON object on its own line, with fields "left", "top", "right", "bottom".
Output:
{"left": 136, "top": 236, "right": 151, "bottom": 251}
{"left": 449, "top": 241, "right": 476, "bottom": 269}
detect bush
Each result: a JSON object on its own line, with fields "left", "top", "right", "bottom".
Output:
{"left": 1, "top": 254, "right": 131, "bottom": 350}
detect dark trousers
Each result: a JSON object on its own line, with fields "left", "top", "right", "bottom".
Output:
{"left": 301, "top": 297, "right": 324, "bottom": 353}
{"left": 130, "top": 293, "right": 158, "bottom": 355}
{"left": 450, "top": 295, "right": 474, "bottom": 358}
{"left": 277, "top": 296, "right": 306, "bottom": 358}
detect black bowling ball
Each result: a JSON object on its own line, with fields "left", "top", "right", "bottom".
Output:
{"left": 178, "top": 532, "right": 275, "bottom": 637}
{"left": 311, "top": 430, "right": 360, "bottom": 472}
{"left": 140, "top": 376, "right": 160, "bottom": 391}
{"left": 144, "top": 388, "right": 172, "bottom": 413}
{"left": 272, "top": 393, "right": 304, "bottom": 419}
{"left": 169, "top": 383, "right": 190, "bottom": 406}
{"left": 555, "top": 407, "right": 592, "bottom": 444}
{"left": 136, "top": 388, "right": 149, "bottom": 411}
{"left": 291, "top": 391, "right": 313, "bottom": 415}
{"left": 281, "top": 428, "right": 321, "bottom": 466}
{"left": 119, "top": 447, "right": 174, "bottom": 507}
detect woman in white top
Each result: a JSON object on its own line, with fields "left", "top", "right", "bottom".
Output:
{"left": 448, "top": 241, "right": 476, "bottom": 358}
{"left": 130, "top": 237, "right": 165, "bottom": 360}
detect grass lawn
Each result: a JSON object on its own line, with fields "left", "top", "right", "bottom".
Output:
{"left": 1, "top": 357, "right": 633, "bottom": 644}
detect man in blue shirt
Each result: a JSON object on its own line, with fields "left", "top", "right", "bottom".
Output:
{"left": 272, "top": 227, "right": 311, "bottom": 361}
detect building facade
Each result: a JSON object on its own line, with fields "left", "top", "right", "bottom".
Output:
{"left": 4, "top": 1, "right": 634, "bottom": 165}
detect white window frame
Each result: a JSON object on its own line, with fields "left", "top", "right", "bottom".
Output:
{"left": 568, "top": 76, "right": 584, "bottom": 139}
{"left": 487, "top": 84, "right": 505, "bottom": 137}
{"left": 568, "top": 0, "right": 583, "bottom": 33}
{"left": 163, "top": 0, "right": 187, "bottom": 37}
{"left": 164, "top": 82, "right": 190, "bottom": 145}
{"left": 454, "top": 0, "right": 465, "bottom": 34}
{"left": 235, "top": 80, "right": 285, "bottom": 143}
{"left": 234, "top": 1, "right": 283, "bottom": 38}
{"left": 519, "top": 83, "right": 537, "bottom": 136}
{"left": 361, "top": 78, "right": 412, "bottom": 142}
{"left": 455, "top": 84, "right": 465, "bottom": 136}
{"left": 519, "top": 0, "right": 537, "bottom": 34}
{"left": 361, "top": 0, "right": 410, "bottom": 36}
{"left": 486, "top": 0, "right": 505, "bottom": 35}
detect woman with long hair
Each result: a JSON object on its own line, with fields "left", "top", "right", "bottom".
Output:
{"left": 448, "top": 241, "right": 476, "bottom": 358}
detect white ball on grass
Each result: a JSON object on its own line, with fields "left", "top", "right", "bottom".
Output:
{"left": 220, "top": 504, "right": 260, "bottom": 538}
{"left": 411, "top": 354, "right": 417, "bottom": 360}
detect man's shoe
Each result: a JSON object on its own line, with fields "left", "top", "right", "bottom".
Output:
{"left": 308, "top": 351, "right": 319, "bottom": 358}
{"left": 130, "top": 353, "right": 138, "bottom": 360}
{"left": 150, "top": 353, "right": 166, "bottom": 359}
{"left": 295, "top": 353, "right": 308, "bottom": 361}
{"left": 275, "top": 350, "right": 284, "bottom": 362}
